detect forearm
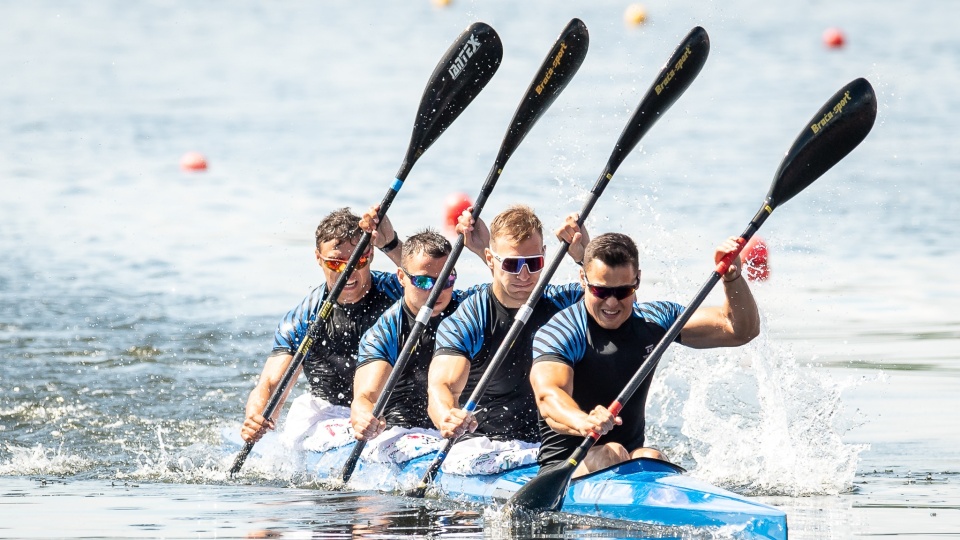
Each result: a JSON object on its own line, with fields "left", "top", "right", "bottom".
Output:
{"left": 538, "top": 391, "right": 590, "bottom": 437}
{"left": 245, "top": 354, "right": 298, "bottom": 421}
{"left": 427, "top": 384, "right": 459, "bottom": 428}
{"left": 721, "top": 275, "right": 761, "bottom": 343}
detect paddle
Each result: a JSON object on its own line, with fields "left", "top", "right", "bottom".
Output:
{"left": 338, "top": 19, "right": 590, "bottom": 484}
{"left": 228, "top": 22, "right": 503, "bottom": 477}
{"left": 406, "top": 26, "right": 711, "bottom": 498}
{"left": 507, "top": 77, "right": 879, "bottom": 512}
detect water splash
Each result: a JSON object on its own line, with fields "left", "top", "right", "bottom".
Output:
{"left": 0, "top": 443, "right": 90, "bottom": 475}
{"left": 647, "top": 334, "right": 872, "bottom": 497}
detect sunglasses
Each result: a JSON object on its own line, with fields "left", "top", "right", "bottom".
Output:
{"left": 401, "top": 268, "right": 457, "bottom": 291}
{"left": 585, "top": 278, "right": 640, "bottom": 300}
{"left": 319, "top": 251, "right": 372, "bottom": 273}
{"left": 489, "top": 251, "right": 545, "bottom": 274}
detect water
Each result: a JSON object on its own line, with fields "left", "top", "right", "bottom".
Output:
{"left": 1, "top": 0, "right": 958, "bottom": 537}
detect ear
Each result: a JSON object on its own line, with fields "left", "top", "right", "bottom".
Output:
{"left": 484, "top": 248, "right": 495, "bottom": 270}
{"left": 396, "top": 267, "right": 406, "bottom": 286}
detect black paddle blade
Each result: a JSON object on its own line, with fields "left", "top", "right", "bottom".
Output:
{"left": 606, "top": 26, "right": 710, "bottom": 175}
{"left": 498, "top": 18, "right": 589, "bottom": 163}
{"left": 507, "top": 462, "right": 577, "bottom": 512}
{"left": 767, "top": 77, "right": 878, "bottom": 209}
{"left": 405, "top": 22, "right": 503, "bottom": 165}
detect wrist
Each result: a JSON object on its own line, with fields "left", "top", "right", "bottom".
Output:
{"left": 379, "top": 232, "right": 400, "bottom": 253}
{"left": 723, "top": 272, "right": 742, "bottom": 283}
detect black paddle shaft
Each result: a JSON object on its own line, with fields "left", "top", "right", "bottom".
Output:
{"left": 228, "top": 22, "right": 503, "bottom": 477}
{"left": 406, "top": 26, "right": 711, "bottom": 499}
{"left": 338, "top": 19, "right": 590, "bottom": 484}
{"left": 508, "top": 77, "right": 878, "bottom": 512}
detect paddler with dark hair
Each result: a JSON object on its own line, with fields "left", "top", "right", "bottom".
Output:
{"left": 240, "top": 206, "right": 406, "bottom": 447}
{"left": 348, "top": 228, "right": 485, "bottom": 462}
{"left": 530, "top": 232, "right": 760, "bottom": 477}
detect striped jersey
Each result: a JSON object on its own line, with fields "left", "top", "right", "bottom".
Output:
{"left": 271, "top": 270, "right": 402, "bottom": 407}
{"left": 531, "top": 300, "right": 684, "bottom": 466}
{"left": 433, "top": 282, "right": 584, "bottom": 443}
{"left": 356, "top": 285, "right": 485, "bottom": 429}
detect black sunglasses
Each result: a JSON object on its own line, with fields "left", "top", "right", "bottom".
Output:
{"left": 585, "top": 278, "right": 640, "bottom": 300}
{"left": 401, "top": 267, "right": 457, "bottom": 291}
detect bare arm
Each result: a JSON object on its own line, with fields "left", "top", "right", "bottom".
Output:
{"left": 241, "top": 352, "right": 300, "bottom": 443}
{"left": 350, "top": 361, "right": 390, "bottom": 441}
{"left": 427, "top": 353, "right": 477, "bottom": 438}
{"left": 681, "top": 237, "right": 761, "bottom": 348}
{"left": 530, "top": 360, "right": 620, "bottom": 437}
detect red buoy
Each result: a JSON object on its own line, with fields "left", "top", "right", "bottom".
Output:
{"left": 823, "top": 28, "right": 845, "bottom": 49}
{"left": 742, "top": 236, "right": 770, "bottom": 281}
{"left": 180, "top": 151, "right": 208, "bottom": 171}
{"left": 444, "top": 192, "right": 473, "bottom": 232}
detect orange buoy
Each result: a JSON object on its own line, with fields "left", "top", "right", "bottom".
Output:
{"left": 180, "top": 151, "right": 208, "bottom": 171}
{"left": 431, "top": 0, "right": 451, "bottom": 7}
{"left": 741, "top": 236, "right": 769, "bottom": 282}
{"left": 823, "top": 28, "right": 845, "bottom": 49}
{"left": 624, "top": 3, "right": 648, "bottom": 26}
{"left": 444, "top": 192, "right": 473, "bottom": 231}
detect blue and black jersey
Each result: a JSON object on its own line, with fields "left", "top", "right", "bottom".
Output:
{"left": 434, "top": 283, "right": 584, "bottom": 443}
{"left": 272, "top": 271, "right": 402, "bottom": 407}
{"left": 532, "top": 300, "right": 684, "bottom": 466}
{"left": 356, "top": 285, "right": 484, "bottom": 429}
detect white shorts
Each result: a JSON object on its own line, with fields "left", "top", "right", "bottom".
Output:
{"left": 278, "top": 394, "right": 353, "bottom": 452}
{"left": 440, "top": 436, "right": 539, "bottom": 475}
{"left": 362, "top": 426, "right": 444, "bottom": 465}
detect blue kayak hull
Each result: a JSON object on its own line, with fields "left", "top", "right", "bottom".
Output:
{"left": 225, "top": 431, "right": 787, "bottom": 539}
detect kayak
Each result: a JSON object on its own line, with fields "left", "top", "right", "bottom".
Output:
{"left": 223, "top": 429, "right": 787, "bottom": 539}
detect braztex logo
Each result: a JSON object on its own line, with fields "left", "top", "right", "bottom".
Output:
{"left": 448, "top": 34, "right": 482, "bottom": 80}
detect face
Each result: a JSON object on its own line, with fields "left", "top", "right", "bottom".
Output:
{"left": 315, "top": 237, "right": 373, "bottom": 305}
{"left": 485, "top": 233, "right": 545, "bottom": 308}
{"left": 399, "top": 253, "right": 454, "bottom": 316}
{"left": 581, "top": 259, "right": 640, "bottom": 330}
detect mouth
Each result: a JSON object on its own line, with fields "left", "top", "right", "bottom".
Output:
{"left": 599, "top": 307, "right": 621, "bottom": 319}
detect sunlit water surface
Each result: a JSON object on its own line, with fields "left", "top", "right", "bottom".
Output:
{"left": 1, "top": 0, "right": 958, "bottom": 538}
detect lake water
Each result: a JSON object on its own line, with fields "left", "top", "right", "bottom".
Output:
{"left": 1, "top": 0, "right": 958, "bottom": 538}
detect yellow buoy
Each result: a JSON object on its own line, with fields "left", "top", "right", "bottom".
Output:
{"left": 624, "top": 3, "right": 647, "bottom": 26}
{"left": 432, "top": 0, "right": 452, "bottom": 7}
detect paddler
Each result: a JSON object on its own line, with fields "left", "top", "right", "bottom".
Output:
{"left": 349, "top": 228, "right": 485, "bottom": 461}
{"left": 530, "top": 232, "right": 760, "bottom": 477}
{"left": 240, "top": 206, "right": 405, "bottom": 446}
{"left": 427, "top": 205, "right": 588, "bottom": 474}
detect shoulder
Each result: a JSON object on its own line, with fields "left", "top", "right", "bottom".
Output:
{"left": 371, "top": 270, "right": 403, "bottom": 300}
{"left": 633, "top": 300, "right": 685, "bottom": 329}
{"left": 543, "top": 282, "right": 584, "bottom": 308}
{"left": 533, "top": 302, "right": 587, "bottom": 363}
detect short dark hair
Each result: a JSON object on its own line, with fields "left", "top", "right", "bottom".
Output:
{"left": 315, "top": 207, "right": 361, "bottom": 248}
{"left": 402, "top": 228, "right": 452, "bottom": 265}
{"left": 583, "top": 233, "right": 639, "bottom": 271}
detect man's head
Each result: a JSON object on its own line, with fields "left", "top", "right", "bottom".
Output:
{"left": 399, "top": 228, "right": 456, "bottom": 316}
{"left": 581, "top": 233, "right": 641, "bottom": 329}
{"left": 314, "top": 208, "right": 373, "bottom": 304}
{"left": 485, "top": 205, "right": 546, "bottom": 308}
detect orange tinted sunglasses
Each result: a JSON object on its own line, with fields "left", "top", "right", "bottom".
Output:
{"left": 319, "top": 251, "right": 371, "bottom": 273}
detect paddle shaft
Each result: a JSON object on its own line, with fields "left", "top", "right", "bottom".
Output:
{"left": 339, "top": 19, "right": 589, "bottom": 484}
{"left": 408, "top": 164, "right": 617, "bottom": 497}
{"left": 229, "top": 22, "right": 503, "bottom": 477}
{"left": 230, "top": 168, "right": 413, "bottom": 476}
{"left": 408, "top": 25, "right": 711, "bottom": 498}
{"left": 508, "top": 77, "right": 878, "bottom": 512}
{"left": 561, "top": 206, "right": 769, "bottom": 470}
